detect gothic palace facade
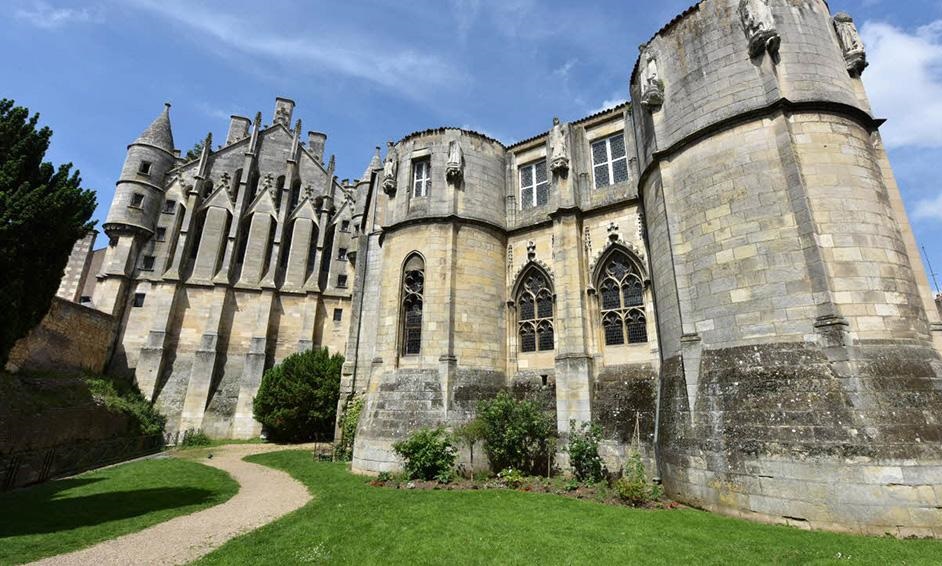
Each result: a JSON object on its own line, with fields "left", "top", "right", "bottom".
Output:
{"left": 88, "top": 0, "right": 942, "bottom": 535}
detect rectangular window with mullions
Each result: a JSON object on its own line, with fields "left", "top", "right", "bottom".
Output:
{"left": 519, "top": 160, "right": 549, "bottom": 209}
{"left": 591, "top": 133, "right": 629, "bottom": 188}
{"left": 412, "top": 158, "right": 431, "bottom": 197}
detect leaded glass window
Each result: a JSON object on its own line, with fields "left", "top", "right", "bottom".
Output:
{"left": 519, "top": 160, "right": 550, "bottom": 209}
{"left": 517, "top": 269, "right": 554, "bottom": 353}
{"left": 401, "top": 254, "right": 425, "bottom": 355}
{"left": 591, "top": 134, "right": 629, "bottom": 189}
{"left": 598, "top": 250, "right": 647, "bottom": 346}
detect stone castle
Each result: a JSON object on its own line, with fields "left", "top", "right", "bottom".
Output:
{"left": 64, "top": 0, "right": 942, "bottom": 535}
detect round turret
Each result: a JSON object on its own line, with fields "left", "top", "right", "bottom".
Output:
{"left": 382, "top": 128, "right": 506, "bottom": 230}
{"left": 103, "top": 103, "right": 177, "bottom": 237}
{"left": 633, "top": 0, "right": 942, "bottom": 535}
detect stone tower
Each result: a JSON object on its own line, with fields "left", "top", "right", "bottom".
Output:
{"left": 93, "top": 103, "right": 176, "bottom": 317}
{"left": 632, "top": 0, "right": 942, "bottom": 535}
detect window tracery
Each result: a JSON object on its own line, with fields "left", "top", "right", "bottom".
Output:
{"left": 516, "top": 269, "right": 554, "bottom": 353}
{"left": 401, "top": 254, "right": 425, "bottom": 355}
{"left": 598, "top": 251, "right": 647, "bottom": 345}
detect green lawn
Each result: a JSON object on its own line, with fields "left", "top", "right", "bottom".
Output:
{"left": 0, "top": 457, "right": 238, "bottom": 564}
{"left": 200, "top": 450, "right": 941, "bottom": 565}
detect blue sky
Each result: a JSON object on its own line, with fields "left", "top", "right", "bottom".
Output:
{"left": 2, "top": 0, "right": 941, "bottom": 293}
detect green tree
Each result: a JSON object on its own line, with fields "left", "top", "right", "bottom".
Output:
{"left": 184, "top": 140, "right": 203, "bottom": 162}
{"left": 253, "top": 347, "right": 343, "bottom": 443}
{"left": 0, "top": 99, "right": 96, "bottom": 365}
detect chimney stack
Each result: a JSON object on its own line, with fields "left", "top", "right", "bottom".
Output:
{"left": 226, "top": 115, "right": 251, "bottom": 145}
{"left": 273, "top": 97, "right": 295, "bottom": 127}
{"left": 308, "top": 131, "right": 327, "bottom": 163}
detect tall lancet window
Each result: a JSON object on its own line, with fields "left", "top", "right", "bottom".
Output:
{"left": 598, "top": 250, "right": 647, "bottom": 346}
{"left": 401, "top": 253, "right": 425, "bottom": 355}
{"left": 517, "top": 269, "right": 554, "bottom": 353}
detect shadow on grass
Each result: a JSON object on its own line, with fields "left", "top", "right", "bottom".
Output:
{"left": 0, "top": 482, "right": 217, "bottom": 537}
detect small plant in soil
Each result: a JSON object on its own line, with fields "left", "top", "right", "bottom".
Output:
{"left": 613, "top": 449, "right": 662, "bottom": 507}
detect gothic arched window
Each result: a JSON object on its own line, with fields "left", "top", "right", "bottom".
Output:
{"left": 401, "top": 254, "right": 425, "bottom": 355}
{"left": 598, "top": 250, "right": 647, "bottom": 346}
{"left": 517, "top": 269, "right": 554, "bottom": 353}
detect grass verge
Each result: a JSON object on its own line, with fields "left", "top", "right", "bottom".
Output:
{"left": 198, "top": 450, "right": 941, "bottom": 565}
{"left": 0, "top": 457, "right": 238, "bottom": 564}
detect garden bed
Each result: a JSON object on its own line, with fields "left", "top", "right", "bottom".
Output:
{"left": 367, "top": 474, "right": 681, "bottom": 510}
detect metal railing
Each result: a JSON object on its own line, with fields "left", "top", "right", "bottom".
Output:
{"left": 0, "top": 434, "right": 165, "bottom": 491}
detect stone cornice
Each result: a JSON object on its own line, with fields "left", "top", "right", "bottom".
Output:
{"left": 637, "top": 97, "right": 885, "bottom": 190}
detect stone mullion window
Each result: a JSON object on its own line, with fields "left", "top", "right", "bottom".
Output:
{"left": 517, "top": 270, "right": 554, "bottom": 353}
{"left": 412, "top": 159, "right": 431, "bottom": 197}
{"left": 519, "top": 160, "right": 549, "bottom": 209}
{"left": 591, "top": 134, "right": 629, "bottom": 189}
{"left": 599, "top": 251, "right": 647, "bottom": 346}
{"left": 401, "top": 254, "right": 425, "bottom": 356}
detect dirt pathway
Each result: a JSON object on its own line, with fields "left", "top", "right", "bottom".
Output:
{"left": 31, "top": 444, "right": 313, "bottom": 566}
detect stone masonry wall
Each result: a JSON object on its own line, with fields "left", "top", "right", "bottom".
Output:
{"left": 6, "top": 297, "right": 117, "bottom": 375}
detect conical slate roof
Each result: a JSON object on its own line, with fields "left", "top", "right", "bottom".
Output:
{"left": 360, "top": 146, "right": 382, "bottom": 182}
{"left": 134, "top": 102, "right": 175, "bottom": 152}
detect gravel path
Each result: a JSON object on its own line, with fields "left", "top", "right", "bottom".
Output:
{"left": 31, "top": 444, "right": 313, "bottom": 566}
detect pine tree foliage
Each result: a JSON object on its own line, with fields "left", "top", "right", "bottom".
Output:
{"left": 0, "top": 99, "right": 97, "bottom": 365}
{"left": 253, "top": 347, "right": 344, "bottom": 442}
{"left": 185, "top": 140, "right": 204, "bottom": 162}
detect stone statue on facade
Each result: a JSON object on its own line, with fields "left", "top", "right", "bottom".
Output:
{"left": 739, "top": 0, "right": 780, "bottom": 57}
{"left": 833, "top": 12, "right": 868, "bottom": 76}
{"left": 446, "top": 140, "right": 464, "bottom": 183}
{"left": 382, "top": 141, "right": 398, "bottom": 195}
{"left": 639, "top": 47, "right": 664, "bottom": 110}
{"left": 549, "top": 117, "right": 570, "bottom": 175}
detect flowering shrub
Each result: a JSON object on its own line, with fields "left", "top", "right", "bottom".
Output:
{"left": 475, "top": 392, "right": 555, "bottom": 475}
{"left": 566, "top": 420, "right": 606, "bottom": 484}
{"left": 393, "top": 427, "right": 458, "bottom": 482}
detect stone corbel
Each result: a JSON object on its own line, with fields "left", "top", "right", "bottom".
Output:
{"left": 739, "top": 0, "right": 780, "bottom": 58}
{"left": 833, "top": 12, "right": 868, "bottom": 77}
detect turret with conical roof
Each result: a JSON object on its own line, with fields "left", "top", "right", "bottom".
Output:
{"left": 94, "top": 103, "right": 178, "bottom": 317}
{"left": 103, "top": 103, "right": 177, "bottom": 237}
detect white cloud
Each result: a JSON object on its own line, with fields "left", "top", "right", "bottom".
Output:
{"left": 862, "top": 20, "right": 942, "bottom": 148}
{"left": 14, "top": 1, "right": 103, "bottom": 29}
{"left": 913, "top": 192, "right": 942, "bottom": 222}
{"left": 590, "top": 95, "right": 628, "bottom": 115}
{"left": 553, "top": 58, "right": 579, "bottom": 78}
{"left": 126, "top": 0, "right": 468, "bottom": 102}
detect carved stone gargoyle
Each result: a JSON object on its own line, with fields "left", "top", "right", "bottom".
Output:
{"left": 446, "top": 140, "right": 464, "bottom": 183}
{"left": 833, "top": 12, "right": 868, "bottom": 76}
{"left": 549, "top": 117, "right": 570, "bottom": 175}
{"left": 382, "top": 141, "right": 398, "bottom": 196}
{"left": 739, "top": 0, "right": 780, "bottom": 58}
{"left": 639, "top": 47, "right": 664, "bottom": 110}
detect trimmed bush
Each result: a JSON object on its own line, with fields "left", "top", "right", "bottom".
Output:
{"left": 567, "top": 420, "right": 606, "bottom": 483}
{"left": 613, "top": 450, "right": 662, "bottom": 506}
{"left": 334, "top": 395, "right": 363, "bottom": 461}
{"left": 392, "top": 427, "right": 457, "bottom": 482}
{"left": 253, "top": 347, "right": 343, "bottom": 443}
{"left": 475, "top": 391, "right": 555, "bottom": 475}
